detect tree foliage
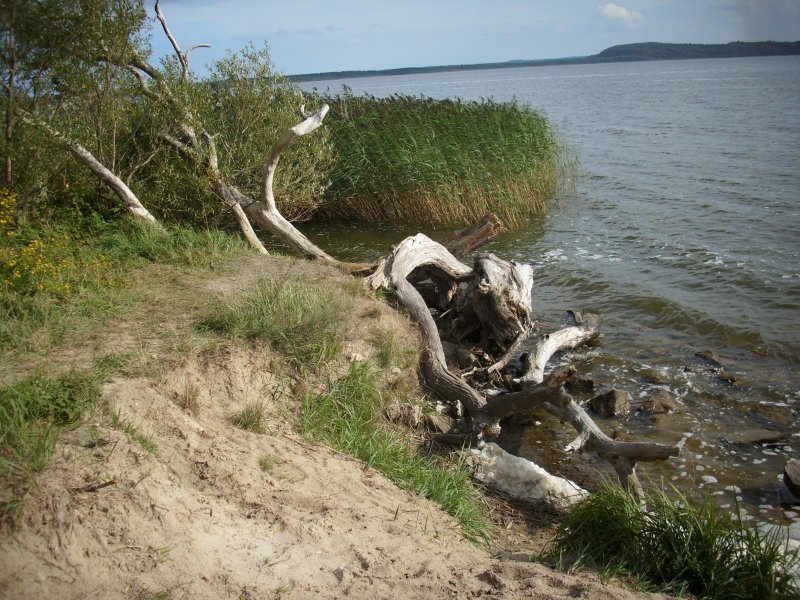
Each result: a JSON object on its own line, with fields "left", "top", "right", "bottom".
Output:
{"left": 0, "top": 0, "right": 331, "bottom": 227}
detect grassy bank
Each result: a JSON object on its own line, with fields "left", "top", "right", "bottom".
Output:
{"left": 319, "top": 93, "right": 565, "bottom": 227}
{"left": 0, "top": 213, "right": 256, "bottom": 522}
{"left": 548, "top": 484, "right": 799, "bottom": 599}
{"left": 0, "top": 216, "right": 489, "bottom": 539}
{"left": 202, "top": 278, "right": 491, "bottom": 541}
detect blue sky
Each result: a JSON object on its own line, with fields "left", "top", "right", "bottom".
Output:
{"left": 150, "top": 0, "right": 800, "bottom": 75}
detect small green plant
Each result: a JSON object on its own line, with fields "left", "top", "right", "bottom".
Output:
{"left": 299, "top": 362, "right": 490, "bottom": 543}
{"left": 370, "top": 327, "right": 417, "bottom": 369}
{"left": 547, "top": 483, "right": 800, "bottom": 599}
{"left": 110, "top": 410, "right": 158, "bottom": 455}
{"left": 174, "top": 378, "right": 200, "bottom": 414}
{"left": 258, "top": 453, "right": 275, "bottom": 472}
{"left": 232, "top": 400, "right": 267, "bottom": 434}
{"left": 201, "top": 279, "right": 352, "bottom": 368}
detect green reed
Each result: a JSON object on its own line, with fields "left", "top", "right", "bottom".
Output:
{"left": 547, "top": 483, "right": 800, "bottom": 599}
{"left": 319, "top": 93, "right": 565, "bottom": 228}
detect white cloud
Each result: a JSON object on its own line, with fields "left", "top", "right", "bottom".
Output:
{"left": 599, "top": 3, "right": 645, "bottom": 27}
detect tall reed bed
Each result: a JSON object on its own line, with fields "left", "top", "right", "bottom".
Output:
{"left": 319, "top": 93, "right": 564, "bottom": 227}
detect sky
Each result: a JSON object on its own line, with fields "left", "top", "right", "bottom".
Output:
{"left": 149, "top": 0, "right": 800, "bottom": 76}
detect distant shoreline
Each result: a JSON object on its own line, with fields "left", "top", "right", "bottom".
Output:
{"left": 288, "top": 40, "right": 800, "bottom": 82}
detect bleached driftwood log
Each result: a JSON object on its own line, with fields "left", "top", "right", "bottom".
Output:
{"left": 367, "top": 234, "right": 680, "bottom": 494}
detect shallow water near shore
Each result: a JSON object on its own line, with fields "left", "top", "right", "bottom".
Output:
{"left": 299, "top": 56, "right": 800, "bottom": 536}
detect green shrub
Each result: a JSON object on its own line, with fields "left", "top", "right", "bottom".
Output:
{"left": 0, "top": 370, "right": 101, "bottom": 524}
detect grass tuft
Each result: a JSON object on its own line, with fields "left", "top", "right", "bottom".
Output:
{"left": 547, "top": 483, "right": 800, "bottom": 599}
{"left": 200, "top": 279, "right": 352, "bottom": 368}
{"left": 299, "top": 361, "right": 490, "bottom": 543}
{"left": 110, "top": 410, "right": 158, "bottom": 455}
{"left": 258, "top": 454, "right": 275, "bottom": 473}
{"left": 370, "top": 327, "right": 417, "bottom": 369}
{"left": 232, "top": 400, "right": 267, "bottom": 434}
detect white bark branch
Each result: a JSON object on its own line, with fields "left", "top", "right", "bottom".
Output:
{"left": 514, "top": 311, "right": 600, "bottom": 385}
{"left": 22, "top": 114, "right": 162, "bottom": 228}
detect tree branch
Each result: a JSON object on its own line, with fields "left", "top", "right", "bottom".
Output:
{"left": 22, "top": 113, "right": 162, "bottom": 228}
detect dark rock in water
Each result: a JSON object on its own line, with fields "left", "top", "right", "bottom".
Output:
{"left": 750, "top": 404, "right": 794, "bottom": 429}
{"left": 784, "top": 460, "right": 800, "bottom": 499}
{"left": 566, "top": 375, "right": 596, "bottom": 394}
{"left": 715, "top": 370, "right": 737, "bottom": 384}
{"left": 641, "top": 389, "right": 679, "bottom": 413}
{"left": 725, "top": 428, "right": 787, "bottom": 445}
{"left": 695, "top": 350, "right": 724, "bottom": 366}
{"left": 642, "top": 370, "right": 669, "bottom": 385}
{"left": 650, "top": 413, "right": 679, "bottom": 426}
{"left": 590, "top": 389, "right": 631, "bottom": 418}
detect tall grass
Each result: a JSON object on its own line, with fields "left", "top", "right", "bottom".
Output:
{"left": 547, "top": 483, "right": 799, "bottom": 599}
{"left": 0, "top": 215, "right": 252, "bottom": 355}
{"left": 200, "top": 279, "right": 352, "bottom": 368}
{"left": 320, "top": 93, "right": 565, "bottom": 227}
{"left": 0, "top": 369, "right": 102, "bottom": 524}
{"left": 300, "top": 362, "right": 490, "bottom": 543}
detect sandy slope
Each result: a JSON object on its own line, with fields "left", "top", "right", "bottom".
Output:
{"left": 0, "top": 257, "right": 672, "bottom": 599}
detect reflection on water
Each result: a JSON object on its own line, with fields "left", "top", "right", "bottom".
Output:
{"left": 298, "top": 56, "right": 800, "bottom": 537}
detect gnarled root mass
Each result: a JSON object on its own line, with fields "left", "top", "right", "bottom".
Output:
{"left": 366, "top": 235, "right": 680, "bottom": 497}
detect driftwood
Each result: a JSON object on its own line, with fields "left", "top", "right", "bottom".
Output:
{"left": 366, "top": 232, "right": 680, "bottom": 494}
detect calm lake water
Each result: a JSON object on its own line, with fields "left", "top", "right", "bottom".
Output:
{"left": 299, "top": 57, "right": 800, "bottom": 533}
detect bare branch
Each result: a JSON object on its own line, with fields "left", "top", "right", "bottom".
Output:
{"left": 22, "top": 113, "right": 162, "bottom": 228}
{"left": 261, "top": 104, "right": 330, "bottom": 209}
{"left": 514, "top": 311, "right": 600, "bottom": 386}
{"left": 184, "top": 44, "right": 211, "bottom": 69}
{"left": 125, "top": 148, "right": 159, "bottom": 186}
{"left": 154, "top": 0, "right": 185, "bottom": 71}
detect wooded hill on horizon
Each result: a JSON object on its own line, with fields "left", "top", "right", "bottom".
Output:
{"left": 289, "top": 40, "right": 800, "bottom": 81}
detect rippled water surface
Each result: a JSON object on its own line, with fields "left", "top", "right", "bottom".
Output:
{"left": 300, "top": 57, "right": 800, "bottom": 532}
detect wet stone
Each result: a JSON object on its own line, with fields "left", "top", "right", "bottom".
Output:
{"left": 642, "top": 370, "right": 670, "bottom": 385}
{"left": 715, "top": 370, "right": 737, "bottom": 384}
{"left": 695, "top": 350, "right": 724, "bottom": 366}
{"left": 784, "top": 460, "right": 800, "bottom": 499}
{"left": 641, "top": 389, "right": 679, "bottom": 413}
{"left": 565, "top": 375, "right": 596, "bottom": 394}
{"left": 725, "top": 428, "right": 787, "bottom": 445}
{"left": 590, "top": 389, "right": 631, "bottom": 418}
